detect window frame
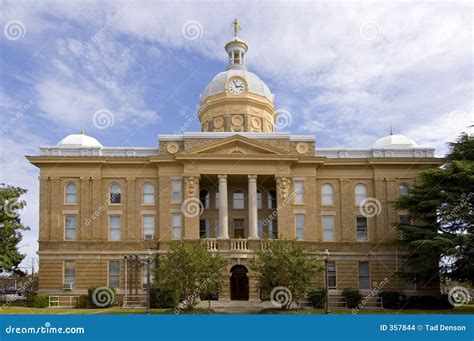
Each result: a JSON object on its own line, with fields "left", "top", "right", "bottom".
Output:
{"left": 63, "top": 261, "right": 76, "bottom": 287}
{"left": 108, "top": 260, "right": 120, "bottom": 289}
{"left": 358, "top": 261, "right": 370, "bottom": 289}
{"left": 109, "top": 183, "right": 122, "bottom": 204}
{"left": 64, "top": 182, "right": 77, "bottom": 204}
{"left": 172, "top": 213, "right": 182, "bottom": 240}
{"left": 142, "top": 182, "right": 155, "bottom": 205}
{"left": 356, "top": 216, "right": 368, "bottom": 241}
{"left": 171, "top": 180, "right": 182, "bottom": 204}
{"left": 200, "top": 189, "right": 210, "bottom": 209}
{"left": 233, "top": 190, "right": 245, "bottom": 210}
{"left": 109, "top": 214, "right": 121, "bottom": 241}
{"left": 322, "top": 215, "right": 335, "bottom": 241}
{"left": 354, "top": 184, "right": 367, "bottom": 206}
{"left": 142, "top": 214, "right": 155, "bottom": 240}
{"left": 399, "top": 184, "right": 409, "bottom": 197}
{"left": 268, "top": 190, "right": 277, "bottom": 209}
{"left": 64, "top": 214, "right": 77, "bottom": 241}
{"left": 199, "top": 219, "right": 210, "bottom": 238}
{"left": 321, "top": 183, "right": 334, "bottom": 206}
{"left": 327, "top": 261, "right": 337, "bottom": 289}
{"left": 295, "top": 214, "right": 305, "bottom": 240}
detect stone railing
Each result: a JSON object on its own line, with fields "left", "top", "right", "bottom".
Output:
{"left": 230, "top": 239, "right": 248, "bottom": 251}
{"left": 206, "top": 239, "right": 218, "bottom": 251}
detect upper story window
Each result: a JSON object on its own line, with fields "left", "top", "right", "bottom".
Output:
{"left": 233, "top": 190, "right": 244, "bottom": 209}
{"left": 109, "top": 215, "right": 121, "bottom": 241}
{"left": 200, "top": 190, "right": 210, "bottom": 209}
{"left": 65, "top": 182, "right": 77, "bottom": 204}
{"left": 294, "top": 181, "right": 304, "bottom": 204}
{"left": 109, "top": 183, "right": 121, "bottom": 204}
{"left": 172, "top": 180, "right": 182, "bottom": 203}
{"left": 268, "top": 190, "right": 277, "bottom": 209}
{"left": 354, "top": 184, "right": 367, "bottom": 206}
{"left": 399, "top": 184, "right": 409, "bottom": 197}
{"left": 143, "top": 183, "right": 155, "bottom": 205}
{"left": 322, "top": 215, "right": 335, "bottom": 241}
{"left": 215, "top": 192, "right": 219, "bottom": 209}
{"left": 295, "top": 214, "right": 305, "bottom": 240}
{"left": 356, "top": 216, "right": 368, "bottom": 241}
{"left": 321, "top": 184, "right": 334, "bottom": 206}
{"left": 65, "top": 215, "right": 76, "bottom": 240}
{"left": 257, "top": 191, "right": 262, "bottom": 210}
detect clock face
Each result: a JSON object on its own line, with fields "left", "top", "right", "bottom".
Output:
{"left": 228, "top": 79, "right": 245, "bottom": 95}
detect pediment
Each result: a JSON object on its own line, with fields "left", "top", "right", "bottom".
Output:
{"left": 184, "top": 135, "right": 288, "bottom": 155}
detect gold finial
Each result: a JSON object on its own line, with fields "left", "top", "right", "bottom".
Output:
{"left": 233, "top": 18, "right": 240, "bottom": 37}
{"left": 80, "top": 127, "right": 85, "bottom": 134}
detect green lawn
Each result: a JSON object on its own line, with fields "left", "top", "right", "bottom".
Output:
{"left": 259, "top": 306, "right": 474, "bottom": 314}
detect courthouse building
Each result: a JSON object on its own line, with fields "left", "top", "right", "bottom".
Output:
{"left": 27, "top": 26, "right": 441, "bottom": 304}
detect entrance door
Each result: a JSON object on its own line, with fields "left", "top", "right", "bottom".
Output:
{"left": 230, "top": 265, "right": 249, "bottom": 300}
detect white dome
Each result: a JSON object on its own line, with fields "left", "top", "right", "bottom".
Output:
{"left": 57, "top": 133, "right": 102, "bottom": 148}
{"left": 201, "top": 69, "right": 274, "bottom": 103}
{"left": 373, "top": 134, "right": 419, "bottom": 149}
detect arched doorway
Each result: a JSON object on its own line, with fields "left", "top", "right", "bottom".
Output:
{"left": 230, "top": 265, "right": 249, "bottom": 301}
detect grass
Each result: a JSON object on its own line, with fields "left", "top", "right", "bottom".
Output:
{"left": 0, "top": 306, "right": 215, "bottom": 315}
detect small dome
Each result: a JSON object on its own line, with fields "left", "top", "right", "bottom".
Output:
{"left": 373, "top": 134, "right": 419, "bottom": 149}
{"left": 201, "top": 69, "right": 274, "bottom": 103}
{"left": 57, "top": 132, "right": 102, "bottom": 148}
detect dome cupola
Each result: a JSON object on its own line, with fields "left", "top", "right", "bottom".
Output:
{"left": 198, "top": 19, "right": 276, "bottom": 133}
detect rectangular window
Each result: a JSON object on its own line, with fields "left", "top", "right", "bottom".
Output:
{"left": 322, "top": 215, "right": 335, "bottom": 241}
{"left": 268, "top": 219, "right": 278, "bottom": 239}
{"left": 399, "top": 215, "right": 411, "bottom": 226}
{"left": 233, "top": 192, "right": 244, "bottom": 209}
{"left": 142, "top": 260, "right": 155, "bottom": 289}
{"left": 64, "top": 261, "right": 76, "bottom": 286}
{"left": 109, "top": 260, "right": 120, "bottom": 289}
{"left": 404, "top": 264, "right": 416, "bottom": 290}
{"left": 143, "top": 215, "right": 155, "bottom": 240}
{"left": 65, "top": 215, "right": 76, "bottom": 240}
{"left": 258, "top": 219, "right": 263, "bottom": 239}
{"left": 356, "top": 216, "right": 368, "bottom": 241}
{"left": 171, "top": 180, "right": 182, "bottom": 203}
{"left": 295, "top": 214, "right": 305, "bottom": 240}
{"left": 294, "top": 181, "right": 304, "bottom": 204}
{"left": 257, "top": 192, "right": 262, "bottom": 210}
{"left": 234, "top": 219, "right": 244, "bottom": 238}
{"left": 359, "top": 262, "right": 370, "bottom": 289}
{"left": 109, "top": 215, "right": 121, "bottom": 241}
{"left": 199, "top": 219, "right": 210, "bottom": 238}
{"left": 215, "top": 192, "right": 219, "bottom": 209}
{"left": 327, "top": 261, "right": 336, "bottom": 288}
{"left": 172, "top": 213, "right": 182, "bottom": 240}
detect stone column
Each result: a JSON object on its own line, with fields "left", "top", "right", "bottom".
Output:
{"left": 248, "top": 175, "right": 259, "bottom": 239}
{"left": 218, "top": 175, "right": 229, "bottom": 239}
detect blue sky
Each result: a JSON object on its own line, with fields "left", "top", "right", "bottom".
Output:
{"left": 0, "top": 0, "right": 472, "bottom": 268}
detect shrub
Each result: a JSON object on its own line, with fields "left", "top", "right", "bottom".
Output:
{"left": 342, "top": 289, "right": 362, "bottom": 309}
{"left": 25, "top": 293, "right": 37, "bottom": 307}
{"left": 75, "top": 295, "right": 89, "bottom": 308}
{"left": 308, "top": 288, "right": 326, "bottom": 308}
{"left": 379, "top": 291, "right": 404, "bottom": 309}
{"left": 32, "top": 295, "right": 49, "bottom": 308}
{"left": 87, "top": 285, "right": 116, "bottom": 308}
{"left": 150, "top": 283, "right": 179, "bottom": 309}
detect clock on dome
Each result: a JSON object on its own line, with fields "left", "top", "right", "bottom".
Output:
{"left": 228, "top": 78, "right": 245, "bottom": 95}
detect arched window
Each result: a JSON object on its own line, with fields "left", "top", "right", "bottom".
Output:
{"left": 321, "top": 184, "right": 334, "bottom": 206}
{"left": 354, "top": 184, "right": 367, "bottom": 206}
{"left": 143, "top": 183, "right": 155, "bottom": 205}
{"left": 65, "top": 182, "right": 77, "bottom": 204}
{"left": 268, "top": 190, "right": 277, "bottom": 209}
{"left": 109, "top": 183, "right": 121, "bottom": 204}
{"left": 233, "top": 190, "right": 244, "bottom": 209}
{"left": 399, "top": 184, "right": 409, "bottom": 197}
{"left": 200, "top": 189, "right": 210, "bottom": 209}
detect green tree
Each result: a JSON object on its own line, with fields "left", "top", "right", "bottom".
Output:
{"left": 394, "top": 133, "right": 474, "bottom": 285}
{"left": 0, "top": 184, "right": 29, "bottom": 274}
{"left": 157, "top": 241, "right": 227, "bottom": 309}
{"left": 253, "top": 240, "right": 323, "bottom": 309}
